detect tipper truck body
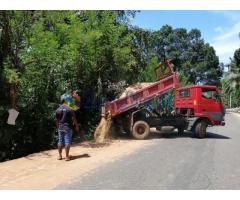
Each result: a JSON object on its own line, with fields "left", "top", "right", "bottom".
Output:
{"left": 101, "top": 60, "right": 225, "bottom": 139}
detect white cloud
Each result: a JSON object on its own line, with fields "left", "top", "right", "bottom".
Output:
{"left": 210, "top": 12, "right": 240, "bottom": 64}
{"left": 214, "top": 26, "right": 223, "bottom": 33}
{"left": 214, "top": 22, "right": 240, "bottom": 41}
{"left": 220, "top": 11, "right": 240, "bottom": 22}
{"left": 210, "top": 11, "right": 240, "bottom": 22}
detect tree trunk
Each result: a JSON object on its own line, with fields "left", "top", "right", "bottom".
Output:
{"left": 230, "top": 93, "right": 232, "bottom": 108}
{"left": 9, "top": 83, "right": 16, "bottom": 109}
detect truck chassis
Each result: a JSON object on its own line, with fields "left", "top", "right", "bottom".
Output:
{"left": 114, "top": 105, "right": 210, "bottom": 140}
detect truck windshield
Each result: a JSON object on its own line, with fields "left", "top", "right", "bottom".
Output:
{"left": 202, "top": 88, "right": 219, "bottom": 101}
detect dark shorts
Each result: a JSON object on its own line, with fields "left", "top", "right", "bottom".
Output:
{"left": 58, "top": 129, "right": 73, "bottom": 145}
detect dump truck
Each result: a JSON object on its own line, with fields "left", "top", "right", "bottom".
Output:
{"left": 101, "top": 60, "right": 225, "bottom": 139}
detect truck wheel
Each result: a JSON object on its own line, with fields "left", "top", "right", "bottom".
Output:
{"left": 194, "top": 121, "right": 207, "bottom": 138}
{"left": 132, "top": 121, "right": 150, "bottom": 140}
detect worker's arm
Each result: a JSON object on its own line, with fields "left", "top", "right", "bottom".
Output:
{"left": 72, "top": 112, "right": 80, "bottom": 133}
{"left": 72, "top": 112, "right": 86, "bottom": 140}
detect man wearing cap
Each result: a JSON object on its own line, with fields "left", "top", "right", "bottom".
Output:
{"left": 55, "top": 97, "right": 80, "bottom": 161}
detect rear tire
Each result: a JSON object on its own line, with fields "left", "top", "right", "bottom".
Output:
{"left": 194, "top": 121, "right": 207, "bottom": 138}
{"left": 132, "top": 121, "right": 150, "bottom": 140}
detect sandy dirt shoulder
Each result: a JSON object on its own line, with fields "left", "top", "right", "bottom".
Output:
{"left": 0, "top": 138, "right": 157, "bottom": 189}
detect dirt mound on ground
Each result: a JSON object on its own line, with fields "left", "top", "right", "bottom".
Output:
{"left": 94, "top": 117, "right": 117, "bottom": 143}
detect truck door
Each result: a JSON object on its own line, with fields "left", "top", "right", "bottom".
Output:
{"left": 200, "top": 88, "right": 224, "bottom": 123}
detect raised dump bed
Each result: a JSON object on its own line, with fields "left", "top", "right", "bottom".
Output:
{"left": 102, "top": 72, "right": 179, "bottom": 118}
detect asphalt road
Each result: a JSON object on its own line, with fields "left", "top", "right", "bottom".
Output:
{"left": 57, "top": 112, "right": 240, "bottom": 189}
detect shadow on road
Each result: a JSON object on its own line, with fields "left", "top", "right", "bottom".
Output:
{"left": 147, "top": 131, "right": 231, "bottom": 140}
{"left": 70, "top": 129, "right": 231, "bottom": 150}
{"left": 70, "top": 153, "right": 90, "bottom": 160}
{"left": 205, "top": 132, "right": 231, "bottom": 139}
{"left": 113, "top": 130, "right": 231, "bottom": 141}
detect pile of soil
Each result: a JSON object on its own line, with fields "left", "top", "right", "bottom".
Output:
{"left": 119, "top": 82, "right": 154, "bottom": 98}
{"left": 94, "top": 82, "right": 154, "bottom": 142}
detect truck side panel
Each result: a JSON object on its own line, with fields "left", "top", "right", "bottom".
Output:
{"left": 103, "top": 73, "right": 179, "bottom": 117}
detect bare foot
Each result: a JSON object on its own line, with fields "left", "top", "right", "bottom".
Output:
{"left": 65, "top": 157, "right": 71, "bottom": 161}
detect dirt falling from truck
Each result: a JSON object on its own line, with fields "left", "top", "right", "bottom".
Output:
{"left": 94, "top": 116, "right": 119, "bottom": 143}
{"left": 94, "top": 82, "right": 154, "bottom": 143}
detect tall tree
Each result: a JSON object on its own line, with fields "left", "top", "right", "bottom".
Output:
{"left": 149, "top": 25, "right": 222, "bottom": 85}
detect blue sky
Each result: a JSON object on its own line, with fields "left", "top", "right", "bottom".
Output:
{"left": 130, "top": 11, "right": 240, "bottom": 64}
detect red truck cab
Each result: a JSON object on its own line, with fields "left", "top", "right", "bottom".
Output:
{"left": 175, "top": 85, "right": 225, "bottom": 126}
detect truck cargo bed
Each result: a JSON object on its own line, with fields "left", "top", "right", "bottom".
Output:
{"left": 102, "top": 73, "right": 179, "bottom": 117}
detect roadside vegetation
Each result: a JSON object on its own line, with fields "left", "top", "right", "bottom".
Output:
{"left": 222, "top": 49, "right": 240, "bottom": 108}
{"left": 0, "top": 10, "right": 235, "bottom": 162}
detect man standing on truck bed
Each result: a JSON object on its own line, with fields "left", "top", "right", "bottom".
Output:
{"left": 56, "top": 97, "right": 80, "bottom": 161}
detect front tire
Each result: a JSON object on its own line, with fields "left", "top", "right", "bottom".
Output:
{"left": 194, "top": 121, "right": 207, "bottom": 138}
{"left": 132, "top": 121, "right": 150, "bottom": 140}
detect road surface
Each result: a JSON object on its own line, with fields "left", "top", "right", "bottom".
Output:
{"left": 57, "top": 112, "right": 240, "bottom": 189}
